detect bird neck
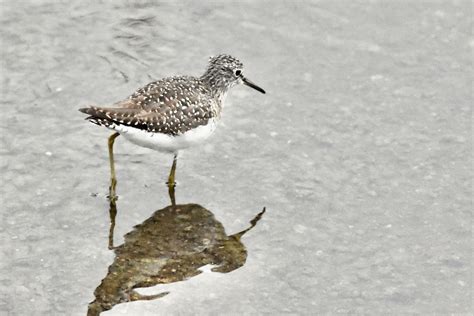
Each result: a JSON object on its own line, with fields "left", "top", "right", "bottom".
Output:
{"left": 200, "top": 71, "right": 231, "bottom": 103}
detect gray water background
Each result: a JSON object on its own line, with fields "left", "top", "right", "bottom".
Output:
{"left": 0, "top": 1, "right": 472, "bottom": 315}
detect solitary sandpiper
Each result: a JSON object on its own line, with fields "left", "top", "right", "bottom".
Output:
{"left": 79, "top": 54, "right": 265, "bottom": 203}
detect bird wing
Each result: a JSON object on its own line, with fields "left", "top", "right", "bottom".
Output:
{"left": 79, "top": 80, "right": 216, "bottom": 135}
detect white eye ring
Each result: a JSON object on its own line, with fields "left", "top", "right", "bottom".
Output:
{"left": 234, "top": 69, "right": 242, "bottom": 76}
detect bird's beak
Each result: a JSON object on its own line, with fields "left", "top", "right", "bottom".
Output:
{"left": 242, "top": 77, "right": 266, "bottom": 94}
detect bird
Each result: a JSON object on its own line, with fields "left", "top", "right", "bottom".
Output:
{"left": 79, "top": 54, "right": 265, "bottom": 204}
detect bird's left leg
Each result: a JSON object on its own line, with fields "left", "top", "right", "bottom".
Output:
{"left": 107, "top": 132, "right": 120, "bottom": 201}
{"left": 167, "top": 153, "right": 178, "bottom": 206}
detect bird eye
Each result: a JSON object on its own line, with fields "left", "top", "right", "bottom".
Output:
{"left": 235, "top": 69, "right": 242, "bottom": 76}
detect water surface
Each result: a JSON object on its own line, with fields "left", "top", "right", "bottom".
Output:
{"left": 0, "top": 1, "right": 471, "bottom": 315}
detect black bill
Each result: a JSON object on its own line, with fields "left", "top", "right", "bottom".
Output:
{"left": 242, "top": 77, "right": 266, "bottom": 94}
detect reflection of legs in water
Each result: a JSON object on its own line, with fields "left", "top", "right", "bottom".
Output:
{"left": 230, "top": 207, "right": 266, "bottom": 240}
{"left": 167, "top": 153, "right": 178, "bottom": 206}
{"left": 108, "top": 199, "right": 117, "bottom": 250}
{"left": 107, "top": 144, "right": 178, "bottom": 248}
{"left": 108, "top": 132, "right": 120, "bottom": 201}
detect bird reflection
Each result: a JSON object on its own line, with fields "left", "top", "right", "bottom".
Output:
{"left": 87, "top": 188, "right": 265, "bottom": 316}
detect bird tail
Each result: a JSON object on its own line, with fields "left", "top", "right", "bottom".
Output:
{"left": 79, "top": 106, "right": 112, "bottom": 119}
{"left": 79, "top": 106, "right": 147, "bottom": 130}
{"left": 79, "top": 106, "right": 117, "bottom": 128}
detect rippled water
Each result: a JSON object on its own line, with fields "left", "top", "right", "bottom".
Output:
{"left": 1, "top": 1, "right": 471, "bottom": 315}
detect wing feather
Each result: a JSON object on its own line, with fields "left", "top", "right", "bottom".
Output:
{"left": 79, "top": 76, "right": 215, "bottom": 135}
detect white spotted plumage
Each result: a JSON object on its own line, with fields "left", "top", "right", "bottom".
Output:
{"left": 79, "top": 54, "right": 265, "bottom": 154}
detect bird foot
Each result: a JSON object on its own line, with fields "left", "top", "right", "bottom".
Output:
{"left": 107, "top": 188, "right": 119, "bottom": 202}
{"left": 165, "top": 181, "right": 178, "bottom": 187}
{"left": 108, "top": 178, "right": 118, "bottom": 201}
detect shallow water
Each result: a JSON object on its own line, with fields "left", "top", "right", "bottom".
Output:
{"left": 0, "top": 1, "right": 472, "bottom": 315}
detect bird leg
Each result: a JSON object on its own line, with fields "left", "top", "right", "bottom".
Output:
{"left": 107, "top": 132, "right": 120, "bottom": 201}
{"left": 167, "top": 154, "right": 178, "bottom": 206}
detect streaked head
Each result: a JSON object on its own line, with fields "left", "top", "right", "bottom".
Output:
{"left": 201, "top": 54, "right": 265, "bottom": 95}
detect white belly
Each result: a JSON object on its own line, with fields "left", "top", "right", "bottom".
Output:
{"left": 111, "top": 120, "right": 217, "bottom": 153}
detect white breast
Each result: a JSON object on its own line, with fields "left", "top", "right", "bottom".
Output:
{"left": 111, "top": 119, "right": 217, "bottom": 153}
